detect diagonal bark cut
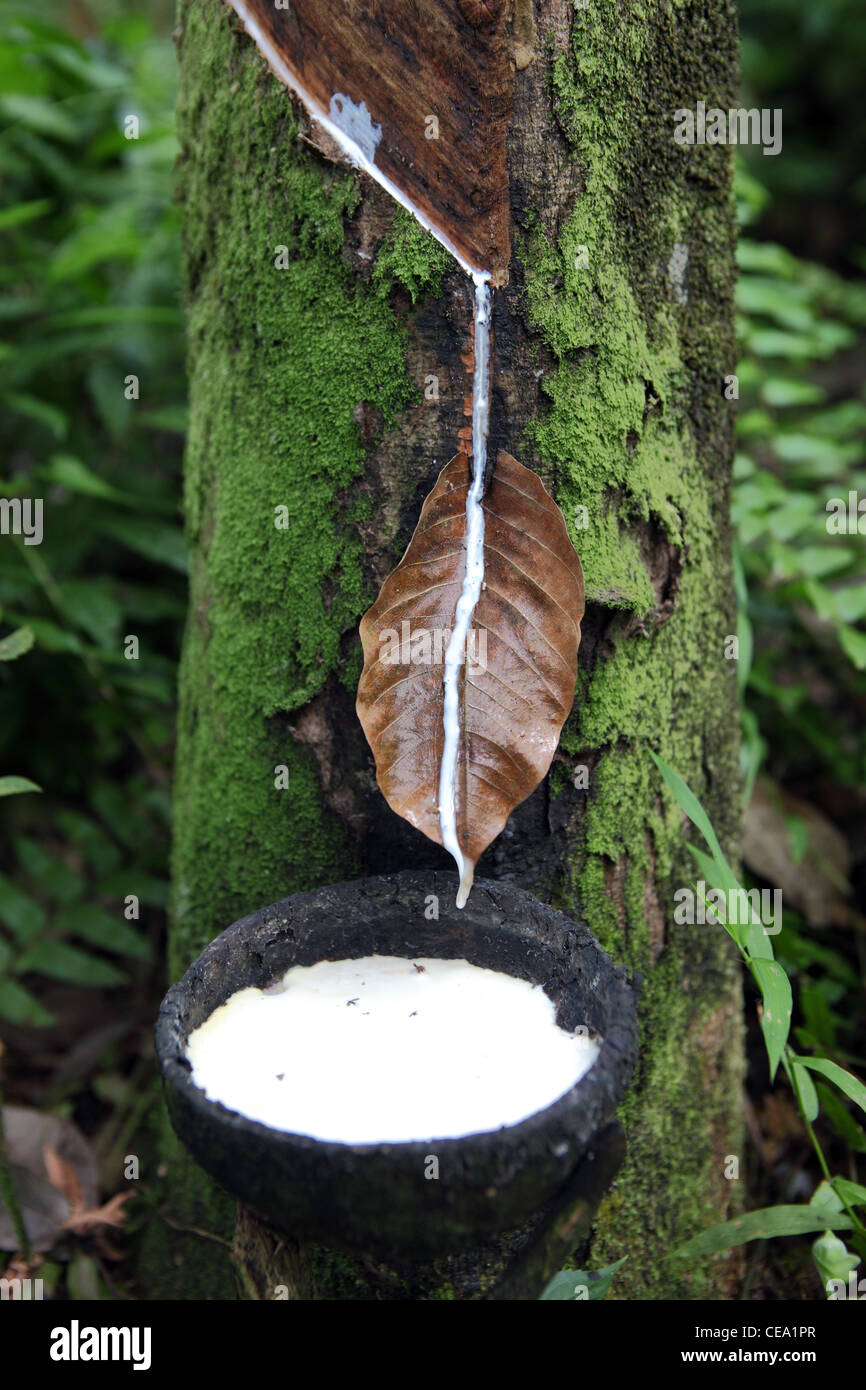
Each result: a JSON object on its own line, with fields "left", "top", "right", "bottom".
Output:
{"left": 357, "top": 451, "right": 584, "bottom": 893}
{"left": 227, "top": 0, "right": 512, "bottom": 283}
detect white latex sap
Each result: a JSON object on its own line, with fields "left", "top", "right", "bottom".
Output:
{"left": 438, "top": 275, "right": 491, "bottom": 906}
{"left": 187, "top": 955, "right": 600, "bottom": 1144}
{"left": 229, "top": 1, "right": 495, "bottom": 905}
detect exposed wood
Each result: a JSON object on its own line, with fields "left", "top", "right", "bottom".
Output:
{"left": 228, "top": 0, "right": 513, "bottom": 282}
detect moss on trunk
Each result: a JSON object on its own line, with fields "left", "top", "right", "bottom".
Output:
{"left": 157, "top": 0, "right": 744, "bottom": 1299}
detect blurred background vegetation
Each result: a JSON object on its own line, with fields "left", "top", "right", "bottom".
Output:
{"left": 0, "top": 0, "right": 863, "bottom": 1298}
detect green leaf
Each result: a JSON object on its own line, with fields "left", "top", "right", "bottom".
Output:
{"left": 791, "top": 1060, "right": 819, "bottom": 1122}
{"left": 798, "top": 1058, "right": 866, "bottom": 1118}
{"left": 834, "top": 588, "right": 866, "bottom": 625}
{"left": 20, "top": 617, "right": 83, "bottom": 654}
{"left": 810, "top": 1180, "right": 843, "bottom": 1215}
{"left": 49, "top": 204, "right": 141, "bottom": 280}
{"left": 15, "top": 838, "right": 83, "bottom": 905}
{"left": 832, "top": 1179, "right": 866, "bottom": 1209}
{"left": 759, "top": 377, "right": 825, "bottom": 409}
{"left": 751, "top": 958, "right": 792, "bottom": 1081}
{"left": 90, "top": 781, "right": 150, "bottom": 849}
{"left": 774, "top": 433, "right": 859, "bottom": 471}
{"left": 813, "top": 1231, "right": 860, "bottom": 1296}
{"left": 736, "top": 608, "right": 753, "bottom": 693}
{"left": 2, "top": 392, "right": 68, "bottom": 439}
{"left": 42, "top": 44, "right": 128, "bottom": 91}
{"left": 838, "top": 625, "right": 866, "bottom": 671}
{"left": 100, "top": 871, "right": 168, "bottom": 907}
{"left": 99, "top": 514, "right": 188, "bottom": 573}
{"left": 46, "top": 453, "right": 123, "bottom": 501}
{"left": 686, "top": 844, "right": 746, "bottom": 952}
{"left": 540, "top": 1258, "right": 628, "bottom": 1301}
{"left": 799, "top": 986, "right": 838, "bottom": 1051}
{"left": 17, "top": 939, "right": 126, "bottom": 988}
{"left": 816, "top": 1084, "right": 866, "bottom": 1153}
{"left": 87, "top": 361, "right": 131, "bottom": 440}
{"left": 55, "top": 812, "right": 121, "bottom": 875}
{"left": 809, "top": 401, "right": 866, "bottom": 439}
{"left": 745, "top": 328, "right": 833, "bottom": 360}
{"left": 0, "top": 198, "right": 52, "bottom": 231}
{"left": 736, "top": 240, "right": 799, "bottom": 278}
{"left": 685, "top": 843, "right": 741, "bottom": 899}
{"left": 0, "top": 294, "right": 43, "bottom": 321}
{"left": 60, "top": 904, "right": 151, "bottom": 962}
{"left": 0, "top": 872, "right": 45, "bottom": 940}
{"left": 0, "top": 94, "right": 76, "bottom": 142}
{"left": 0, "top": 776, "right": 41, "bottom": 798}
{"left": 0, "top": 626, "right": 34, "bottom": 660}
{"left": 736, "top": 278, "right": 815, "bottom": 331}
{"left": 795, "top": 547, "right": 852, "bottom": 581}
{"left": 66, "top": 1251, "right": 105, "bottom": 1301}
{"left": 650, "top": 752, "right": 729, "bottom": 873}
{"left": 0, "top": 977, "right": 54, "bottom": 1026}
{"left": 686, "top": 844, "right": 774, "bottom": 959}
{"left": 61, "top": 579, "right": 122, "bottom": 649}
{"left": 667, "top": 1206, "right": 854, "bottom": 1260}
{"left": 44, "top": 306, "right": 182, "bottom": 330}
{"left": 136, "top": 404, "right": 188, "bottom": 434}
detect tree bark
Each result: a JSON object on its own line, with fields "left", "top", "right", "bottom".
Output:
{"left": 152, "top": 0, "right": 744, "bottom": 1299}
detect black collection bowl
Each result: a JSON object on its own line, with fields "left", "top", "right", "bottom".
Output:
{"left": 156, "top": 871, "right": 638, "bottom": 1260}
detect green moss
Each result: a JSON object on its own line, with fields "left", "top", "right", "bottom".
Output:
{"left": 136, "top": 1130, "right": 236, "bottom": 1301}
{"left": 514, "top": 1, "right": 744, "bottom": 1296}
{"left": 171, "top": 0, "right": 419, "bottom": 971}
{"left": 307, "top": 1246, "right": 372, "bottom": 1300}
{"left": 372, "top": 205, "right": 454, "bottom": 303}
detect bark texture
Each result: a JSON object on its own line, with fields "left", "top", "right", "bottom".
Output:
{"left": 153, "top": 0, "right": 744, "bottom": 1299}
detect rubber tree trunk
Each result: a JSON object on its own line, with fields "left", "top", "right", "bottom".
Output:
{"left": 151, "top": 0, "right": 744, "bottom": 1299}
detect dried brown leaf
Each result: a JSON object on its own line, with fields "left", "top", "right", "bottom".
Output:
{"left": 43, "top": 1144, "right": 84, "bottom": 1212}
{"left": 357, "top": 451, "right": 584, "bottom": 894}
{"left": 0, "top": 1106, "right": 98, "bottom": 1253}
{"left": 1, "top": 1252, "right": 43, "bottom": 1282}
{"left": 61, "top": 1190, "right": 134, "bottom": 1235}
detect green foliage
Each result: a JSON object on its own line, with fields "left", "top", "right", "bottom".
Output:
{"left": 739, "top": 0, "right": 866, "bottom": 256}
{"left": 734, "top": 169, "right": 866, "bottom": 793}
{"left": 0, "top": 776, "right": 39, "bottom": 797}
{"left": 371, "top": 205, "right": 453, "bottom": 304}
{"left": 0, "top": 4, "right": 180, "bottom": 1022}
{"left": 730, "top": 168, "right": 866, "bottom": 1295}
{"left": 540, "top": 1258, "right": 628, "bottom": 1301}
{"left": 655, "top": 755, "right": 866, "bottom": 1293}
{"left": 667, "top": 1205, "right": 854, "bottom": 1261}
